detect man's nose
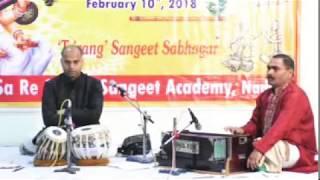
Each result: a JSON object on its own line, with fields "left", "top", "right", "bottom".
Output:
{"left": 69, "top": 63, "right": 76, "bottom": 69}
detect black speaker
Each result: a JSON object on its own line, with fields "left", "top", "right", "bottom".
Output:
{"left": 117, "top": 134, "right": 151, "bottom": 156}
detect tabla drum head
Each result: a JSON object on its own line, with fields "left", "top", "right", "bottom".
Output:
{"left": 45, "top": 126, "right": 67, "bottom": 143}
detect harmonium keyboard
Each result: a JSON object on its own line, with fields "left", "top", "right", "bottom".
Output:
{"left": 156, "top": 131, "right": 253, "bottom": 174}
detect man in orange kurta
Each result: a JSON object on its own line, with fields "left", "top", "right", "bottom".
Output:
{"left": 225, "top": 54, "right": 317, "bottom": 173}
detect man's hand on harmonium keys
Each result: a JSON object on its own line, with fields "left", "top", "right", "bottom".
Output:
{"left": 224, "top": 126, "right": 245, "bottom": 134}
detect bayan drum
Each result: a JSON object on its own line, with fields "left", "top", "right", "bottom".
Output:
{"left": 33, "top": 126, "right": 67, "bottom": 166}
{"left": 71, "top": 125, "right": 110, "bottom": 166}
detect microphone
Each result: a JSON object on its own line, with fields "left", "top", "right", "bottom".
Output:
{"left": 188, "top": 108, "right": 202, "bottom": 130}
{"left": 109, "top": 80, "right": 127, "bottom": 97}
{"left": 64, "top": 99, "right": 73, "bottom": 127}
{"left": 65, "top": 99, "right": 72, "bottom": 109}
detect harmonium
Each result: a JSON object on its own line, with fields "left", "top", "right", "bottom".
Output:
{"left": 156, "top": 131, "right": 253, "bottom": 174}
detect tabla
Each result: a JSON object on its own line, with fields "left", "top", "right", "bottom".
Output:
{"left": 33, "top": 126, "right": 67, "bottom": 166}
{"left": 71, "top": 125, "right": 110, "bottom": 166}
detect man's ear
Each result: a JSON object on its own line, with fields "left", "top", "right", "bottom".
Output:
{"left": 289, "top": 69, "right": 294, "bottom": 77}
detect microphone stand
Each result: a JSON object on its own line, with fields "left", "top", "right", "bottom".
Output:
{"left": 118, "top": 89, "right": 155, "bottom": 163}
{"left": 160, "top": 119, "right": 194, "bottom": 148}
{"left": 54, "top": 108, "right": 79, "bottom": 174}
{"left": 159, "top": 118, "right": 186, "bottom": 175}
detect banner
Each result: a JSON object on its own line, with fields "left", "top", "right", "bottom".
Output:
{"left": 0, "top": 0, "right": 300, "bottom": 106}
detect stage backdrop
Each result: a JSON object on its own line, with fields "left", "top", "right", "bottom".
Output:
{"left": 0, "top": 0, "right": 300, "bottom": 107}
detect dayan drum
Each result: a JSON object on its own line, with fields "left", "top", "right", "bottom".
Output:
{"left": 71, "top": 125, "right": 110, "bottom": 166}
{"left": 33, "top": 126, "right": 67, "bottom": 166}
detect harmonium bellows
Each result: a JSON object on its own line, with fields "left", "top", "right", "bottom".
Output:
{"left": 156, "top": 131, "right": 253, "bottom": 174}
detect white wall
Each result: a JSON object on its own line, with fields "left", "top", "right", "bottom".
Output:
{"left": 299, "top": 0, "right": 319, "bottom": 150}
{"left": 0, "top": 0, "right": 318, "bottom": 155}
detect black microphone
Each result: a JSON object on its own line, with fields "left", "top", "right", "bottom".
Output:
{"left": 188, "top": 108, "right": 202, "bottom": 130}
{"left": 64, "top": 99, "right": 73, "bottom": 127}
{"left": 109, "top": 80, "right": 127, "bottom": 97}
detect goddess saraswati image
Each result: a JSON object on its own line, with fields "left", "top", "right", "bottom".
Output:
{"left": 0, "top": 0, "right": 55, "bottom": 75}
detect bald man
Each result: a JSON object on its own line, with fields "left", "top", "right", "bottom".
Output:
{"left": 20, "top": 45, "right": 103, "bottom": 155}
{"left": 20, "top": 45, "right": 104, "bottom": 156}
{"left": 41, "top": 45, "right": 103, "bottom": 128}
